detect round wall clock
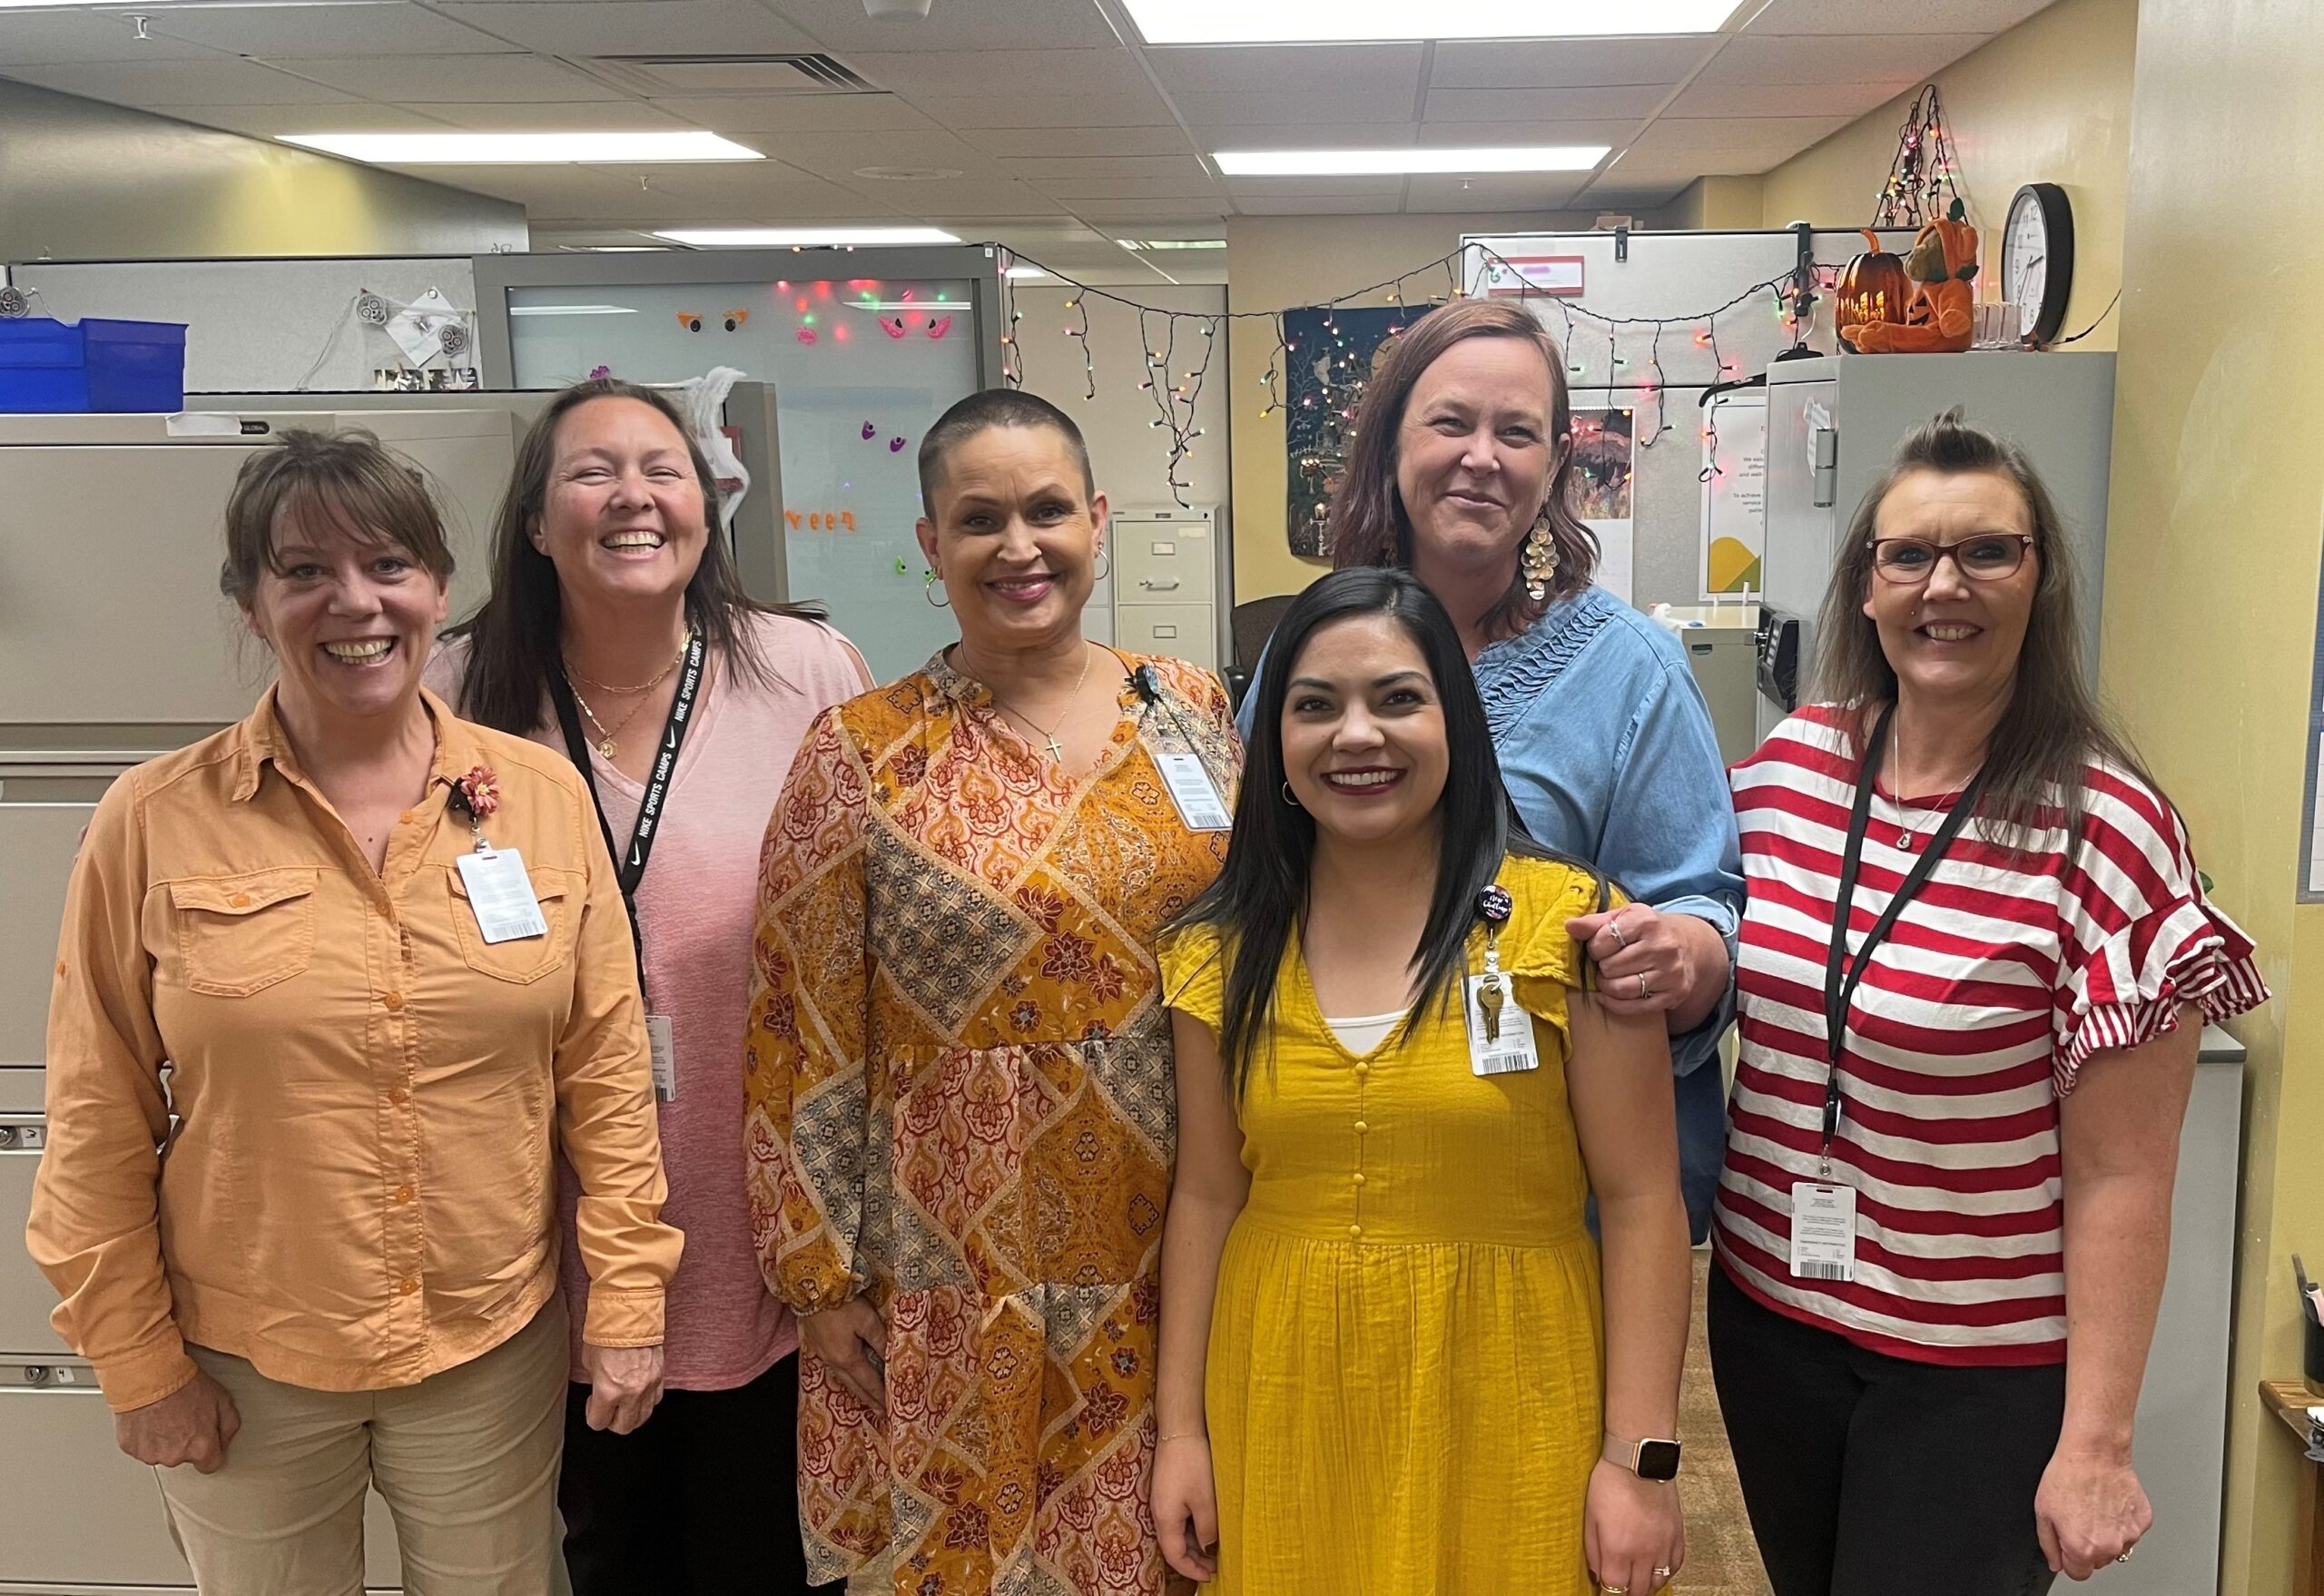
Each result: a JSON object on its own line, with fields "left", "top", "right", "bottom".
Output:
{"left": 2001, "top": 182, "right": 2076, "bottom": 344}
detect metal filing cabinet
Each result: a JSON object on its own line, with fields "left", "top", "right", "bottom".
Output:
{"left": 0, "top": 408, "right": 517, "bottom": 1593}
{"left": 1109, "top": 504, "right": 1225, "bottom": 674}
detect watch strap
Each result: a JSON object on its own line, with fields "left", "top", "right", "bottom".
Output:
{"left": 1602, "top": 1433, "right": 1682, "bottom": 1480}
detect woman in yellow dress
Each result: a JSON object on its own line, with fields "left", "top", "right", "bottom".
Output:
{"left": 1151, "top": 567, "right": 1690, "bottom": 1595}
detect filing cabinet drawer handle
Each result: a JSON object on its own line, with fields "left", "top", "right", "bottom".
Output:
{"left": 0, "top": 1120, "right": 45, "bottom": 1153}
{"left": 1138, "top": 578, "right": 1181, "bottom": 591}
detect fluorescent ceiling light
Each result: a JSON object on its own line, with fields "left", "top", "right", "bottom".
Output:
{"left": 1118, "top": 239, "right": 1227, "bottom": 251}
{"left": 281, "top": 132, "right": 761, "bottom": 164}
{"left": 509, "top": 304, "right": 639, "bottom": 317}
{"left": 1216, "top": 146, "right": 1607, "bottom": 176}
{"left": 653, "top": 226, "right": 961, "bottom": 247}
{"left": 0, "top": 0, "right": 180, "bottom": 7}
{"left": 1123, "top": 0, "right": 1743, "bottom": 42}
{"left": 1004, "top": 265, "right": 1049, "bottom": 280}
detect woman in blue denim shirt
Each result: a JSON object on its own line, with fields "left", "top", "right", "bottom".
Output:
{"left": 1242, "top": 298, "right": 1740, "bottom": 1239}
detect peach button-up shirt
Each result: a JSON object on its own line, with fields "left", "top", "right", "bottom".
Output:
{"left": 29, "top": 687, "right": 682, "bottom": 1413}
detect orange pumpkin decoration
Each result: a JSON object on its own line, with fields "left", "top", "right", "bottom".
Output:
{"left": 1837, "top": 230, "right": 1910, "bottom": 346}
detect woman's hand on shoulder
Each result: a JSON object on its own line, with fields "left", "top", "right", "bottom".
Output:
{"left": 1585, "top": 1458, "right": 1684, "bottom": 1594}
{"left": 1568, "top": 902, "right": 1725, "bottom": 1027}
{"left": 1151, "top": 1433, "right": 1220, "bottom": 1583}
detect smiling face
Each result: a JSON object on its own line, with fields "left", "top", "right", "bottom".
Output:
{"left": 1393, "top": 336, "right": 1562, "bottom": 586}
{"left": 245, "top": 505, "right": 449, "bottom": 730}
{"left": 916, "top": 424, "right": 1108, "bottom": 656}
{"left": 1862, "top": 468, "right": 2040, "bottom": 714}
{"left": 533, "top": 396, "right": 710, "bottom": 610}
{"left": 1279, "top": 612, "right": 1450, "bottom": 850}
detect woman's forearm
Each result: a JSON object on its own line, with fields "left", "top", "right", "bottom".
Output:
{"left": 1665, "top": 912, "right": 1729, "bottom": 1035}
{"left": 2058, "top": 1167, "right": 2175, "bottom": 1458}
{"left": 1156, "top": 1190, "right": 1243, "bottom": 1438}
{"left": 1596, "top": 1188, "right": 1691, "bottom": 1443}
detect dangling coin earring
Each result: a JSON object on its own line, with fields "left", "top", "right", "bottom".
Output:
{"left": 1521, "top": 511, "right": 1560, "bottom": 602}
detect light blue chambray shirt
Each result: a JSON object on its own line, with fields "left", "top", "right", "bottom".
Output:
{"left": 1237, "top": 583, "right": 1743, "bottom": 1235}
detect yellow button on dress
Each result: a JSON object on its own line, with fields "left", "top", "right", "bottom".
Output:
{"left": 1159, "top": 856, "right": 1614, "bottom": 1595}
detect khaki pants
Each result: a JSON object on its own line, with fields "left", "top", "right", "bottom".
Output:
{"left": 155, "top": 1299, "right": 567, "bottom": 1596}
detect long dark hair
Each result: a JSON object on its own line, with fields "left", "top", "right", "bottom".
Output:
{"left": 452, "top": 377, "right": 823, "bottom": 733}
{"left": 1329, "top": 298, "right": 1597, "bottom": 643}
{"left": 1173, "top": 566, "right": 1579, "bottom": 1093}
{"left": 1815, "top": 408, "right": 2158, "bottom": 833}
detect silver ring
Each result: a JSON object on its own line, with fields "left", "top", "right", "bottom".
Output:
{"left": 1636, "top": 972, "right": 1652, "bottom": 1001}
{"left": 1602, "top": 1588, "right": 1629, "bottom": 1595}
{"left": 2117, "top": 1551, "right": 2134, "bottom": 1564}
{"left": 1654, "top": 1570, "right": 1672, "bottom": 1581}
{"left": 1607, "top": 911, "right": 1630, "bottom": 950}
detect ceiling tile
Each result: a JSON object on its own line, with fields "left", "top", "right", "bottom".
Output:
{"left": 2, "top": 57, "right": 357, "bottom": 104}
{"left": 0, "top": 12, "right": 219, "bottom": 64}
{"left": 916, "top": 91, "right": 1177, "bottom": 129}
{"left": 1748, "top": 0, "right": 2051, "bottom": 34}
{"left": 1172, "top": 89, "right": 1416, "bottom": 127}
{"left": 626, "top": 165, "right": 892, "bottom": 209}
{"left": 433, "top": 0, "right": 820, "bottom": 54}
{"left": 647, "top": 93, "right": 937, "bottom": 132}
{"left": 1585, "top": 182, "right": 1692, "bottom": 209}
{"left": 838, "top": 49, "right": 1150, "bottom": 97}
{"left": 1429, "top": 37, "right": 1709, "bottom": 89}
{"left": 425, "top": 100, "right": 693, "bottom": 130}
{"left": 1623, "top": 114, "right": 1852, "bottom": 156}
{"left": 144, "top": 102, "right": 457, "bottom": 136}
{"left": 746, "top": 127, "right": 1008, "bottom": 178}
{"left": 1403, "top": 172, "right": 1589, "bottom": 209}
{"left": 1197, "top": 123, "right": 1417, "bottom": 149}
{"left": 152, "top": 3, "right": 516, "bottom": 58}
{"left": 965, "top": 125, "right": 1194, "bottom": 158}
{"left": 1034, "top": 177, "right": 1226, "bottom": 201}
{"left": 756, "top": 0, "right": 1122, "bottom": 52}
{"left": 1664, "top": 80, "right": 1898, "bottom": 118}
{"left": 1007, "top": 155, "right": 1210, "bottom": 182}
{"left": 261, "top": 53, "right": 626, "bottom": 102}
{"left": 1416, "top": 119, "right": 1644, "bottom": 147}
{"left": 884, "top": 183, "right": 1074, "bottom": 215}
{"left": 1696, "top": 33, "right": 1992, "bottom": 85}
{"left": 1422, "top": 84, "right": 1668, "bottom": 122}
{"left": 1231, "top": 194, "right": 1399, "bottom": 215}
{"left": 1074, "top": 198, "right": 1230, "bottom": 219}
{"left": 1145, "top": 42, "right": 1423, "bottom": 97}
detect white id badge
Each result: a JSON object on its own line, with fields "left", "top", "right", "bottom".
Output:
{"left": 1156, "top": 753, "right": 1231, "bottom": 831}
{"left": 646, "top": 1015, "right": 677, "bottom": 1103}
{"left": 1461, "top": 974, "right": 1542, "bottom": 1076}
{"left": 1788, "top": 1182, "right": 1858, "bottom": 1282}
{"left": 454, "top": 847, "right": 549, "bottom": 944}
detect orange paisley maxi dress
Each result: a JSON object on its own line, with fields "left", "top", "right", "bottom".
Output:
{"left": 744, "top": 651, "right": 1236, "bottom": 1596}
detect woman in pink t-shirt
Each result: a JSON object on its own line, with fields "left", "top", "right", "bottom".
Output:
{"left": 433, "top": 378, "right": 868, "bottom": 1594}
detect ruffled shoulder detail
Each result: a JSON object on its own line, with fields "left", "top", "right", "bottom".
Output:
{"left": 1472, "top": 586, "right": 1622, "bottom": 742}
{"left": 1158, "top": 921, "right": 1229, "bottom": 1031}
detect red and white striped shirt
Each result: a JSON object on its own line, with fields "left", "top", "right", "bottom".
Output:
{"left": 1713, "top": 706, "right": 2269, "bottom": 1365}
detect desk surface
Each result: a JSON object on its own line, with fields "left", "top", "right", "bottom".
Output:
{"left": 2264, "top": 1380, "right": 2319, "bottom": 1443}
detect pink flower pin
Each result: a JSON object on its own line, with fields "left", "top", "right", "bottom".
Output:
{"left": 452, "top": 764, "right": 500, "bottom": 823}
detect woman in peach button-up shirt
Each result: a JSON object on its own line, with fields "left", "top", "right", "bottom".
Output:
{"left": 28, "top": 429, "right": 681, "bottom": 1595}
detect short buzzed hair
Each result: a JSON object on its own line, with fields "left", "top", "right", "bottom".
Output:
{"left": 916, "top": 388, "right": 1096, "bottom": 509}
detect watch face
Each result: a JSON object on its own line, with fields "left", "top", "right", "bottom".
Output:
{"left": 1637, "top": 1439, "right": 1682, "bottom": 1481}
{"left": 2004, "top": 190, "right": 2048, "bottom": 339}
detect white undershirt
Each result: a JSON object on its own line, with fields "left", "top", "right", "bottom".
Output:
{"left": 1325, "top": 1010, "right": 1408, "bottom": 1055}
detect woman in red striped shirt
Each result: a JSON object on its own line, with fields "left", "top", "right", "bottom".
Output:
{"left": 1709, "top": 411, "right": 2267, "bottom": 1595}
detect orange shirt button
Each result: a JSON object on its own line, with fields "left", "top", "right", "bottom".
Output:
{"left": 399, "top": 810, "right": 418, "bottom": 825}
{"left": 389, "top": 1087, "right": 410, "bottom": 1106}
{"left": 382, "top": 991, "right": 405, "bottom": 1011}
{"left": 394, "top": 1186, "right": 414, "bottom": 1205}
{"left": 228, "top": 892, "right": 251, "bottom": 909}
{"left": 398, "top": 1277, "right": 419, "bottom": 1296}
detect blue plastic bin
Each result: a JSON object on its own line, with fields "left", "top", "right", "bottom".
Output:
{"left": 0, "top": 317, "right": 189, "bottom": 412}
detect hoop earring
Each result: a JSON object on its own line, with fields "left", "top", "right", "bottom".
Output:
{"left": 1094, "top": 548, "right": 1111, "bottom": 582}
{"left": 923, "top": 571, "right": 950, "bottom": 609}
{"left": 1521, "top": 511, "right": 1561, "bottom": 603}
{"left": 1281, "top": 782, "right": 1300, "bottom": 808}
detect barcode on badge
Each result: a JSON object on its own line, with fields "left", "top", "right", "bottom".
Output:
{"left": 1794, "top": 1261, "right": 1854, "bottom": 1282}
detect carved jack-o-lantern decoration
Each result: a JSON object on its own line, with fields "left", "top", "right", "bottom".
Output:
{"left": 1837, "top": 230, "right": 1911, "bottom": 346}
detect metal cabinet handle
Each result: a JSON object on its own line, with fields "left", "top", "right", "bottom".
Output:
{"left": 1138, "top": 578, "right": 1181, "bottom": 591}
{"left": 0, "top": 1120, "right": 45, "bottom": 1153}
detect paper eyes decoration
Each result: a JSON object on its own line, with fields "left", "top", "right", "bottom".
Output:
{"left": 677, "top": 309, "right": 751, "bottom": 332}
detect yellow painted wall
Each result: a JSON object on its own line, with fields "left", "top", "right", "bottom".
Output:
{"left": 2103, "top": 4, "right": 2324, "bottom": 1586}
{"left": 1757, "top": 0, "right": 2136, "bottom": 350}
{"left": 1224, "top": 210, "right": 1612, "bottom": 606}
{"left": 1666, "top": 176, "right": 1767, "bottom": 231}
{"left": 0, "top": 79, "right": 525, "bottom": 261}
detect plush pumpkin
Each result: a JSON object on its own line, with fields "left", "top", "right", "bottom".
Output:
{"left": 1844, "top": 214, "right": 1979, "bottom": 354}
{"left": 1836, "top": 230, "right": 1910, "bottom": 344}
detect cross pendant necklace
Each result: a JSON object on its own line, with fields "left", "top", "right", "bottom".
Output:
{"left": 990, "top": 643, "right": 1093, "bottom": 764}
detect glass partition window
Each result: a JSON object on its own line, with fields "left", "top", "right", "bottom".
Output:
{"left": 507, "top": 276, "right": 980, "bottom": 680}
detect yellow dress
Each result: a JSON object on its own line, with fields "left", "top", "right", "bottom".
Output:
{"left": 1158, "top": 856, "right": 1611, "bottom": 1595}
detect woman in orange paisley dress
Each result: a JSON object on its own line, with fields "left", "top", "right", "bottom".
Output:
{"left": 744, "top": 391, "right": 1237, "bottom": 1595}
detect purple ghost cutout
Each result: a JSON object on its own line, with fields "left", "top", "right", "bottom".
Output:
{"left": 889, "top": 437, "right": 906, "bottom": 452}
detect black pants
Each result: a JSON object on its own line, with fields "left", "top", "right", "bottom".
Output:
{"left": 560, "top": 1352, "right": 834, "bottom": 1595}
{"left": 1708, "top": 1266, "right": 2066, "bottom": 1596}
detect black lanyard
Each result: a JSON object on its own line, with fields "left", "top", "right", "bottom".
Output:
{"left": 547, "top": 629, "right": 706, "bottom": 1000}
{"left": 1820, "top": 701, "right": 1989, "bottom": 1167}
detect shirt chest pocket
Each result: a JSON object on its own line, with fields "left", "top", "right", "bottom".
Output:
{"left": 168, "top": 870, "right": 320, "bottom": 997}
{"left": 447, "top": 863, "right": 580, "bottom": 984}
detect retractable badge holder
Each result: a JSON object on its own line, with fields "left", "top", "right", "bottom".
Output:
{"left": 451, "top": 765, "right": 499, "bottom": 852}
{"left": 449, "top": 765, "right": 548, "bottom": 946}
{"left": 1476, "top": 884, "right": 1512, "bottom": 1042}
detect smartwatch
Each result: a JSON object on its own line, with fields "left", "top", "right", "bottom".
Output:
{"left": 1603, "top": 1433, "right": 1682, "bottom": 1482}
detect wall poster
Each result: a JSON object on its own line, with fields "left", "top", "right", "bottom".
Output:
{"left": 1700, "top": 390, "right": 1768, "bottom": 599}
{"left": 1282, "top": 304, "right": 1412, "bottom": 557}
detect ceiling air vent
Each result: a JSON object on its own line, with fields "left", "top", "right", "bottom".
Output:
{"left": 589, "top": 54, "right": 878, "bottom": 96}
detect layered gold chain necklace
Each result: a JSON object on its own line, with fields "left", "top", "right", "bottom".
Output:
{"left": 565, "top": 630, "right": 691, "bottom": 760}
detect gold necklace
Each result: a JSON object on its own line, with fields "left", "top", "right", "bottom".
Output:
{"left": 988, "top": 644, "right": 1094, "bottom": 762}
{"left": 566, "top": 632, "right": 690, "bottom": 759}
{"left": 1887, "top": 714, "right": 1975, "bottom": 852}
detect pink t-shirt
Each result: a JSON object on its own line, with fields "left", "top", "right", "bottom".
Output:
{"left": 429, "top": 613, "right": 868, "bottom": 1388}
